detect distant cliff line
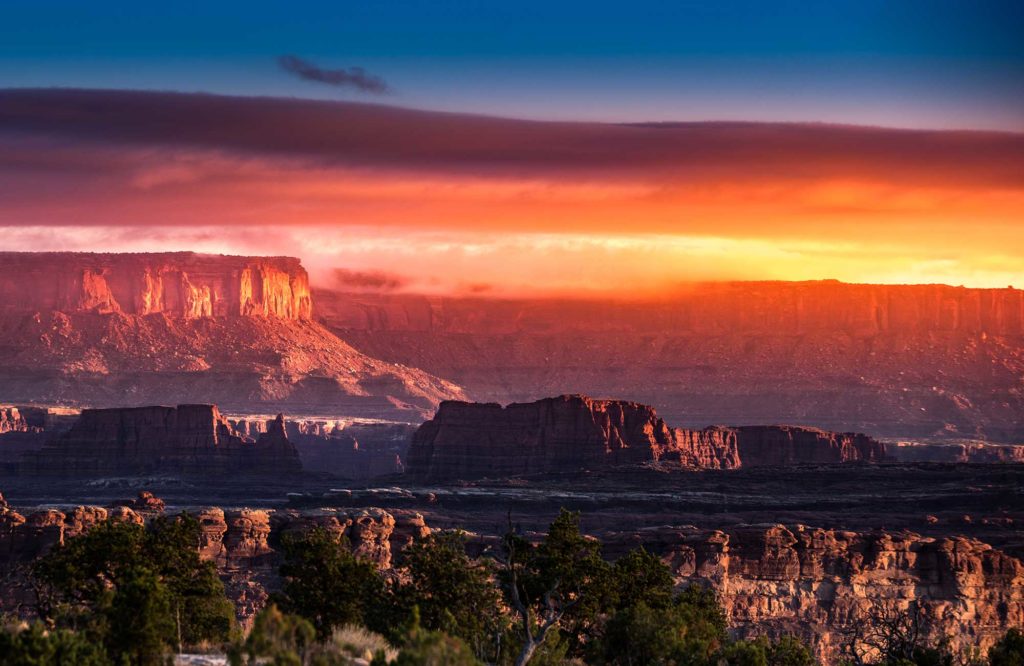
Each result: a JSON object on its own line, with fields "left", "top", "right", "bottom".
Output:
{"left": 317, "top": 280, "right": 1024, "bottom": 336}
{"left": 0, "top": 251, "right": 312, "bottom": 320}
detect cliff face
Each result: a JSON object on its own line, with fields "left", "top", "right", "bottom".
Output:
{"left": 317, "top": 282, "right": 1024, "bottom": 441}
{"left": 19, "top": 404, "right": 302, "bottom": 477}
{"left": 0, "top": 498, "right": 429, "bottom": 627}
{"left": 406, "top": 395, "right": 889, "bottom": 480}
{"left": 615, "top": 524, "right": 1024, "bottom": 663}
{"left": 0, "top": 253, "right": 464, "bottom": 417}
{"left": 0, "top": 252, "right": 312, "bottom": 320}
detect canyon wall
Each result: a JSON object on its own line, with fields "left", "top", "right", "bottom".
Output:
{"left": 0, "top": 252, "right": 464, "bottom": 417}
{"left": 19, "top": 404, "right": 302, "bottom": 477}
{"left": 0, "top": 252, "right": 312, "bottom": 320}
{"left": 611, "top": 523, "right": 1024, "bottom": 663}
{"left": 1, "top": 495, "right": 1019, "bottom": 663}
{"left": 406, "top": 395, "right": 889, "bottom": 480}
{"left": 317, "top": 282, "right": 1024, "bottom": 441}
{"left": 0, "top": 495, "right": 429, "bottom": 626}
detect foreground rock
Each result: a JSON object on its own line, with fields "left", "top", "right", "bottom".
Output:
{"left": 318, "top": 281, "right": 1024, "bottom": 441}
{"left": 19, "top": 405, "right": 302, "bottom": 477}
{"left": 0, "top": 252, "right": 464, "bottom": 418}
{"left": 0, "top": 494, "right": 1019, "bottom": 663}
{"left": 0, "top": 496, "right": 429, "bottom": 627}
{"left": 407, "top": 395, "right": 888, "bottom": 480}
{"left": 606, "top": 524, "right": 1024, "bottom": 663}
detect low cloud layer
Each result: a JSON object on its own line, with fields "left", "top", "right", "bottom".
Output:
{"left": 0, "top": 88, "right": 1021, "bottom": 292}
{"left": 278, "top": 55, "right": 390, "bottom": 94}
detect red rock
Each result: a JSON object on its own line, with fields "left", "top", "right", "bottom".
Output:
{"left": 317, "top": 281, "right": 1024, "bottom": 441}
{"left": 406, "top": 395, "right": 888, "bottom": 480}
{"left": 19, "top": 404, "right": 303, "bottom": 477}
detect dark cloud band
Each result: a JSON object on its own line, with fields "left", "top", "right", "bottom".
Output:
{"left": 277, "top": 55, "right": 390, "bottom": 94}
{"left": 0, "top": 88, "right": 1022, "bottom": 188}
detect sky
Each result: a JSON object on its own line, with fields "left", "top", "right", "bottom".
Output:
{"left": 1, "top": 1, "right": 1022, "bottom": 294}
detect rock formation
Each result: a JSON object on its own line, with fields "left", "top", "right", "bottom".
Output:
{"left": 406, "top": 395, "right": 888, "bottom": 480}
{"left": 0, "top": 252, "right": 464, "bottom": 418}
{"left": 317, "top": 281, "right": 1024, "bottom": 441}
{"left": 0, "top": 493, "right": 1019, "bottom": 662}
{"left": 607, "top": 523, "right": 1024, "bottom": 663}
{"left": 0, "top": 497, "right": 429, "bottom": 627}
{"left": 19, "top": 404, "right": 302, "bottom": 477}
{"left": 0, "top": 252, "right": 312, "bottom": 320}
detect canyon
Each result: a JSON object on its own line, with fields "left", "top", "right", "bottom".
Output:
{"left": 407, "top": 394, "right": 888, "bottom": 480}
{"left": 0, "top": 252, "right": 464, "bottom": 419}
{"left": 0, "top": 491, "right": 1020, "bottom": 663}
{"left": 317, "top": 281, "right": 1024, "bottom": 442}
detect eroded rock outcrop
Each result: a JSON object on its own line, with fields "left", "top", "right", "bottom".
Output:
{"left": 608, "top": 524, "right": 1024, "bottom": 663}
{"left": 19, "top": 404, "right": 302, "bottom": 477}
{"left": 0, "top": 498, "right": 428, "bottom": 626}
{"left": 0, "top": 252, "right": 465, "bottom": 418}
{"left": 406, "top": 395, "right": 888, "bottom": 480}
{"left": 318, "top": 281, "right": 1024, "bottom": 441}
{"left": 0, "top": 252, "right": 312, "bottom": 320}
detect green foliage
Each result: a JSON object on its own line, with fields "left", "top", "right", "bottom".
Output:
{"left": 763, "top": 635, "right": 817, "bottom": 666}
{"left": 273, "top": 527, "right": 386, "bottom": 638}
{"left": 717, "top": 640, "right": 770, "bottom": 666}
{"left": 34, "top": 514, "right": 234, "bottom": 663}
{"left": 990, "top": 629, "right": 1024, "bottom": 666}
{"left": 229, "top": 604, "right": 317, "bottom": 666}
{"left": 590, "top": 593, "right": 729, "bottom": 666}
{"left": 0, "top": 622, "right": 110, "bottom": 666}
{"left": 394, "top": 531, "right": 505, "bottom": 661}
{"left": 506, "top": 509, "right": 614, "bottom": 655}
{"left": 609, "top": 547, "right": 676, "bottom": 611}
{"left": 387, "top": 608, "right": 482, "bottom": 666}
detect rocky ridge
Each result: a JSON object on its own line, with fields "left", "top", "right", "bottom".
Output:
{"left": 19, "top": 404, "right": 302, "bottom": 477}
{"left": 406, "top": 395, "right": 889, "bottom": 480}
{"left": 0, "top": 252, "right": 465, "bottom": 417}
{"left": 0, "top": 492, "right": 1019, "bottom": 662}
{"left": 317, "top": 281, "right": 1024, "bottom": 441}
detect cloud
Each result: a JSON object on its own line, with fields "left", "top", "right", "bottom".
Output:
{"left": 278, "top": 55, "right": 389, "bottom": 94}
{"left": 1, "top": 89, "right": 1022, "bottom": 188}
{"left": 332, "top": 268, "right": 408, "bottom": 291}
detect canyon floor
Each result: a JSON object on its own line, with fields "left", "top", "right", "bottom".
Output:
{"left": 4, "top": 461, "right": 1021, "bottom": 558}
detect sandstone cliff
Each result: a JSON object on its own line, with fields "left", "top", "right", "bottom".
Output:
{"left": 317, "top": 281, "right": 1024, "bottom": 441}
{"left": 0, "top": 252, "right": 465, "bottom": 417}
{"left": 19, "top": 404, "right": 302, "bottom": 477}
{"left": 0, "top": 252, "right": 312, "bottom": 319}
{"left": 406, "top": 395, "right": 889, "bottom": 480}
{"left": 608, "top": 523, "right": 1024, "bottom": 663}
{"left": 0, "top": 498, "right": 429, "bottom": 627}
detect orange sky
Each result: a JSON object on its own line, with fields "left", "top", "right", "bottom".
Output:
{"left": 1, "top": 90, "right": 1022, "bottom": 295}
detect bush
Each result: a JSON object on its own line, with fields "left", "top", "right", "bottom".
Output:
{"left": 273, "top": 528, "right": 387, "bottom": 638}
{"left": 990, "top": 629, "right": 1024, "bottom": 666}
{"left": 34, "top": 514, "right": 234, "bottom": 663}
{"left": 0, "top": 621, "right": 110, "bottom": 665}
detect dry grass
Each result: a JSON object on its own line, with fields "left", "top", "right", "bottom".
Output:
{"left": 328, "top": 624, "right": 398, "bottom": 663}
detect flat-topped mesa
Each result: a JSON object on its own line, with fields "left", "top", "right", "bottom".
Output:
{"left": 19, "top": 404, "right": 302, "bottom": 477}
{"left": 406, "top": 395, "right": 889, "bottom": 480}
{"left": 0, "top": 252, "right": 312, "bottom": 319}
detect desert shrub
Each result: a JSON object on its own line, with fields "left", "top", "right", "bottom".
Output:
{"left": 34, "top": 513, "right": 234, "bottom": 663}
{"left": 273, "top": 527, "right": 387, "bottom": 638}
{"left": 990, "top": 629, "right": 1024, "bottom": 666}
{"left": 0, "top": 621, "right": 110, "bottom": 665}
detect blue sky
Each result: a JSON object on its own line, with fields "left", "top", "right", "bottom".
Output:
{"left": 2, "top": 0, "right": 1023, "bottom": 129}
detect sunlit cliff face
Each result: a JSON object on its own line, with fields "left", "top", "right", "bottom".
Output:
{"left": 1, "top": 90, "right": 1022, "bottom": 295}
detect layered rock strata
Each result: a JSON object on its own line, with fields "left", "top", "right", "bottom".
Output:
{"left": 0, "top": 252, "right": 464, "bottom": 417}
{"left": 317, "top": 281, "right": 1024, "bottom": 441}
{"left": 406, "top": 395, "right": 888, "bottom": 480}
{"left": 608, "top": 523, "right": 1024, "bottom": 663}
{"left": 0, "top": 252, "right": 312, "bottom": 320}
{"left": 0, "top": 499, "right": 429, "bottom": 626}
{"left": 19, "top": 404, "right": 302, "bottom": 477}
